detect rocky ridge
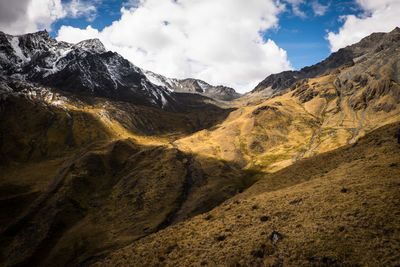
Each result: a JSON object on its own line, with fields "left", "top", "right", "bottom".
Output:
{"left": 252, "top": 27, "right": 400, "bottom": 95}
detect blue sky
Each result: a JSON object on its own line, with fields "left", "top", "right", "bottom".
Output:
{"left": 51, "top": 0, "right": 362, "bottom": 71}
{"left": 1, "top": 0, "right": 396, "bottom": 91}
{"left": 41, "top": 0, "right": 399, "bottom": 91}
{"left": 53, "top": 0, "right": 128, "bottom": 33}
{"left": 265, "top": 1, "right": 362, "bottom": 69}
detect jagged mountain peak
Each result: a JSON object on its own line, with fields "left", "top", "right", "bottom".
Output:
{"left": 0, "top": 31, "right": 241, "bottom": 110}
{"left": 74, "top": 38, "right": 106, "bottom": 54}
{"left": 23, "top": 29, "right": 51, "bottom": 38}
{"left": 0, "top": 31, "right": 179, "bottom": 109}
{"left": 391, "top": 26, "right": 400, "bottom": 32}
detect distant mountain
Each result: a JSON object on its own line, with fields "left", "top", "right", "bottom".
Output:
{"left": 0, "top": 30, "right": 241, "bottom": 111}
{"left": 252, "top": 27, "right": 400, "bottom": 95}
{"left": 0, "top": 30, "right": 180, "bottom": 109}
{"left": 144, "top": 70, "right": 241, "bottom": 101}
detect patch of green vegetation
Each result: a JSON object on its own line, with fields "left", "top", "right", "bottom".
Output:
{"left": 259, "top": 153, "right": 292, "bottom": 168}
{"left": 239, "top": 137, "right": 250, "bottom": 157}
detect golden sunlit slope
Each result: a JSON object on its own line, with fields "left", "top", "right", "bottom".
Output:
{"left": 93, "top": 122, "right": 400, "bottom": 267}
{"left": 175, "top": 62, "right": 400, "bottom": 173}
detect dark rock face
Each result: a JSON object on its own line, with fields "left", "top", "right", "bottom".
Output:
{"left": 0, "top": 30, "right": 175, "bottom": 109}
{"left": 37, "top": 51, "right": 169, "bottom": 107}
{"left": 252, "top": 27, "right": 400, "bottom": 94}
{"left": 253, "top": 71, "right": 299, "bottom": 92}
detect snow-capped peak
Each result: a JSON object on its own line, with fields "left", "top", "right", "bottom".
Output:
{"left": 0, "top": 31, "right": 177, "bottom": 109}
{"left": 74, "top": 39, "right": 106, "bottom": 54}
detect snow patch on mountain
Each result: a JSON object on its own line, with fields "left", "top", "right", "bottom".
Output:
{"left": 0, "top": 30, "right": 177, "bottom": 109}
{"left": 74, "top": 39, "right": 106, "bottom": 54}
{"left": 143, "top": 70, "right": 177, "bottom": 92}
{"left": 42, "top": 47, "right": 73, "bottom": 77}
{"left": 142, "top": 70, "right": 240, "bottom": 100}
{"left": 9, "top": 37, "right": 30, "bottom": 62}
{"left": 197, "top": 80, "right": 211, "bottom": 93}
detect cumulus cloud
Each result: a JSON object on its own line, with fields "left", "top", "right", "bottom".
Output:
{"left": 0, "top": 0, "right": 96, "bottom": 34}
{"left": 57, "top": 0, "right": 292, "bottom": 92}
{"left": 327, "top": 0, "right": 400, "bottom": 52}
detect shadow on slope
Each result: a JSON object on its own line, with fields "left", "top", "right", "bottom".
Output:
{"left": 0, "top": 138, "right": 258, "bottom": 267}
{"left": 93, "top": 122, "right": 400, "bottom": 267}
{"left": 0, "top": 95, "right": 256, "bottom": 267}
{"left": 0, "top": 87, "right": 236, "bottom": 164}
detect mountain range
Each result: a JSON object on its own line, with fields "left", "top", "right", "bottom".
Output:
{"left": 0, "top": 28, "right": 399, "bottom": 267}
{"left": 0, "top": 30, "right": 239, "bottom": 110}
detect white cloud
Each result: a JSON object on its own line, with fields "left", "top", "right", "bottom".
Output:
{"left": 64, "top": 0, "right": 98, "bottom": 21}
{"left": 311, "top": 1, "right": 329, "bottom": 16}
{"left": 57, "top": 0, "right": 292, "bottom": 92}
{"left": 0, "top": 0, "right": 64, "bottom": 34}
{"left": 285, "top": 0, "right": 306, "bottom": 18}
{"left": 327, "top": 0, "right": 400, "bottom": 52}
{"left": 284, "top": 0, "right": 329, "bottom": 18}
{"left": 57, "top": 25, "right": 100, "bottom": 42}
{"left": 0, "top": 0, "right": 96, "bottom": 34}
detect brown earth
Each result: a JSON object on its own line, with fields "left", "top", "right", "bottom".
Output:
{"left": 93, "top": 123, "right": 400, "bottom": 267}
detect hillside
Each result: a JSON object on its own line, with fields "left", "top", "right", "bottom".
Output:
{"left": 93, "top": 122, "right": 400, "bottom": 266}
{"left": 176, "top": 27, "right": 400, "bottom": 173}
{"left": 252, "top": 27, "right": 400, "bottom": 96}
{"left": 0, "top": 80, "right": 250, "bottom": 267}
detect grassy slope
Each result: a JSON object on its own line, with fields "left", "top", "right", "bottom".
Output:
{"left": 0, "top": 95, "right": 255, "bottom": 267}
{"left": 94, "top": 122, "right": 400, "bottom": 267}
{"left": 175, "top": 70, "right": 400, "bottom": 173}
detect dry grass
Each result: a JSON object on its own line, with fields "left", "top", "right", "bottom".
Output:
{"left": 175, "top": 70, "right": 400, "bottom": 173}
{"left": 94, "top": 123, "right": 400, "bottom": 267}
